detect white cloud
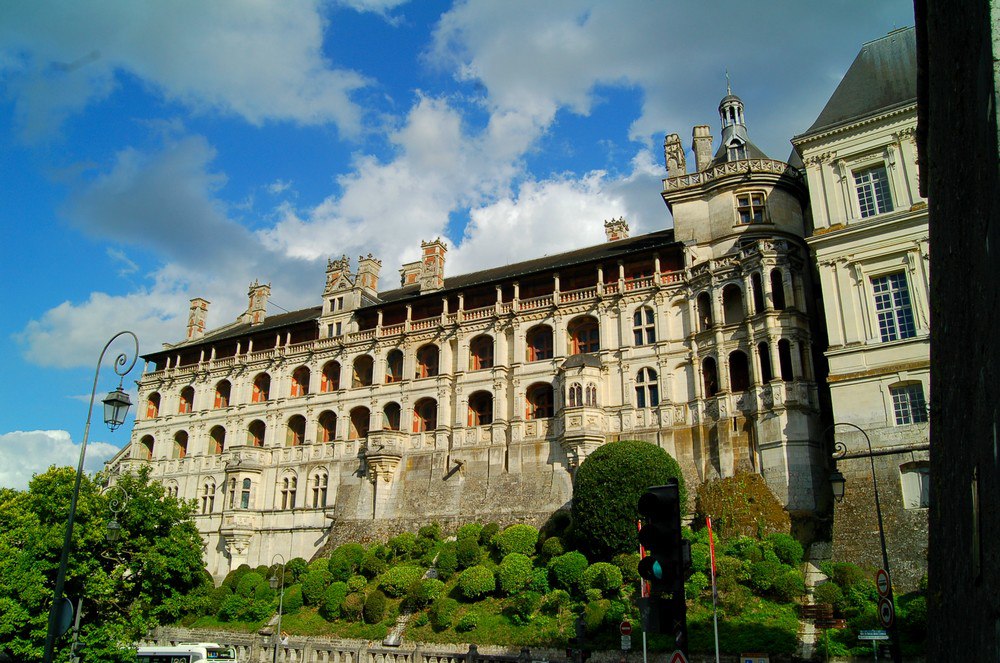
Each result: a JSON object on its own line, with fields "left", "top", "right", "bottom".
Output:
{"left": 0, "top": 0, "right": 368, "bottom": 141}
{"left": 266, "top": 179, "right": 293, "bottom": 195}
{"left": 0, "top": 430, "right": 121, "bottom": 491}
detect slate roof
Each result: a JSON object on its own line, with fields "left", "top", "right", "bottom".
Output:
{"left": 709, "top": 137, "right": 771, "bottom": 167}
{"left": 799, "top": 27, "right": 916, "bottom": 137}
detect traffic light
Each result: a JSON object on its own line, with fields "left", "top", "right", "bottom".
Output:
{"left": 636, "top": 479, "right": 690, "bottom": 651}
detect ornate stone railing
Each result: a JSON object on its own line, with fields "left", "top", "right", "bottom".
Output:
{"left": 662, "top": 158, "right": 799, "bottom": 192}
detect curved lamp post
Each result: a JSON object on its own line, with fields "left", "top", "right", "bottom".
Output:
{"left": 827, "top": 421, "right": 902, "bottom": 663}
{"left": 43, "top": 331, "right": 139, "bottom": 663}
{"left": 269, "top": 554, "right": 287, "bottom": 663}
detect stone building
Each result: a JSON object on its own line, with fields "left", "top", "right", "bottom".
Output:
{"left": 792, "top": 27, "right": 929, "bottom": 590}
{"left": 110, "top": 92, "right": 827, "bottom": 580}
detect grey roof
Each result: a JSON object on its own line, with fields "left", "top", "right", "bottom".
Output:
{"left": 561, "top": 354, "right": 602, "bottom": 370}
{"left": 800, "top": 27, "right": 916, "bottom": 137}
{"left": 709, "top": 137, "right": 771, "bottom": 167}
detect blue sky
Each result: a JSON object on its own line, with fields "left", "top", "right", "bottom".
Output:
{"left": 0, "top": 0, "right": 915, "bottom": 489}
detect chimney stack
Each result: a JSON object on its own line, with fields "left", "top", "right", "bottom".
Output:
{"left": 418, "top": 238, "right": 447, "bottom": 293}
{"left": 663, "top": 133, "right": 687, "bottom": 177}
{"left": 186, "top": 298, "right": 210, "bottom": 339}
{"left": 356, "top": 254, "right": 382, "bottom": 294}
{"left": 604, "top": 217, "right": 630, "bottom": 242}
{"left": 243, "top": 280, "right": 270, "bottom": 326}
{"left": 692, "top": 125, "right": 714, "bottom": 172}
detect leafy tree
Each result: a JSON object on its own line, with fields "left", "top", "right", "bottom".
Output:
{"left": 0, "top": 466, "right": 205, "bottom": 662}
{"left": 571, "top": 440, "right": 685, "bottom": 560}
{"left": 456, "top": 537, "right": 482, "bottom": 569}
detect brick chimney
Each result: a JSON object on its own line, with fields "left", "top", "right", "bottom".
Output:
{"left": 664, "top": 133, "right": 687, "bottom": 177}
{"left": 692, "top": 125, "right": 714, "bottom": 172}
{"left": 186, "top": 298, "right": 209, "bottom": 339}
{"left": 356, "top": 254, "right": 381, "bottom": 294}
{"left": 418, "top": 238, "right": 447, "bottom": 293}
{"left": 242, "top": 280, "right": 270, "bottom": 326}
{"left": 604, "top": 217, "right": 630, "bottom": 242}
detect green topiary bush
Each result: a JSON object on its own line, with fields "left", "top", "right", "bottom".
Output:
{"left": 360, "top": 551, "right": 388, "bottom": 579}
{"left": 540, "top": 589, "right": 571, "bottom": 615}
{"left": 457, "top": 565, "right": 496, "bottom": 601}
{"left": 456, "top": 538, "right": 482, "bottom": 569}
{"left": 694, "top": 473, "right": 790, "bottom": 539}
{"left": 408, "top": 577, "right": 446, "bottom": 608}
{"left": 347, "top": 575, "right": 367, "bottom": 592}
{"left": 253, "top": 581, "right": 276, "bottom": 603}
{"left": 548, "top": 551, "right": 589, "bottom": 593}
{"left": 571, "top": 440, "right": 686, "bottom": 560}
{"left": 236, "top": 571, "right": 265, "bottom": 598}
{"left": 389, "top": 532, "right": 417, "bottom": 559}
{"left": 528, "top": 566, "right": 550, "bottom": 594}
{"left": 495, "top": 524, "right": 539, "bottom": 557}
{"left": 457, "top": 523, "right": 482, "bottom": 542}
{"left": 505, "top": 591, "right": 541, "bottom": 626}
{"left": 685, "top": 571, "right": 710, "bottom": 599}
{"left": 342, "top": 592, "right": 365, "bottom": 621}
{"left": 771, "top": 569, "right": 806, "bottom": 601}
{"left": 812, "top": 580, "right": 843, "bottom": 609}
{"left": 282, "top": 584, "right": 304, "bottom": 614}
{"left": 456, "top": 611, "right": 480, "bottom": 632}
{"left": 221, "top": 564, "right": 252, "bottom": 592}
{"left": 715, "top": 555, "right": 748, "bottom": 592}
{"left": 690, "top": 542, "right": 711, "bottom": 574}
{"left": 749, "top": 559, "right": 783, "bottom": 593}
{"left": 497, "top": 553, "right": 534, "bottom": 595}
{"left": 435, "top": 542, "right": 458, "bottom": 579}
{"left": 612, "top": 553, "right": 639, "bottom": 584}
{"left": 379, "top": 565, "right": 425, "bottom": 598}
{"left": 767, "top": 533, "right": 804, "bottom": 567}
{"left": 363, "top": 590, "right": 387, "bottom": 624}
{"left": 301, "top": 568, "right": 333, "bottom": 605}
{"left": 431, "top": 597, "right": 459, "bottom": 631}
{"left": 418, "top": 523, "right": 442, "bottom": 541}
{"left": 539, "top": 536, "right": 564, "bottom": 561}
{"left": 328, "top": 554, "right": 354, "bottom": 583}
{"left": 308, "top": 557, "right": 330, "bottom": 572}
{"left": 582, "top": 562, "right": 623, "bottom": 598}
{"left": 479, "top": 522, "right": 500, "bottom": 547}
{"left": 286, "top": 557, "right": 309, "bottom": 582}
{"left": 582, "top": 599, "right": 610, "bottom": 634}
{"left": 335, "top": 543, "right": 367, "bottom": 568}
{"left": 319, "top": 582, "right": 349, "bottom": 620}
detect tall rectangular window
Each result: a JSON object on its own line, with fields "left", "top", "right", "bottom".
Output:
{"left": 890, "top": 383, "right": 928, "bottom": 425}
{"left": 854, "top": 165, "right": 894, "bottom": 218}
{"left": 900, "top": 463, "right": 930, "bottom": 509}
{"left": 871, "top": 272, "right": 916, "bottom": 341}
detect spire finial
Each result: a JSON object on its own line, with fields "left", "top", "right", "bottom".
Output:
{"left": 726, "top": 69, "right": 731, "bottom": 96}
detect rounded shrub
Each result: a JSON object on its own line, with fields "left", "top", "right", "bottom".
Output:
{"left": 342, "top": 592, "right": 365, "bottom": 621}
{"left": 363, "top": 590, "right": 387, "bottom": 624}
{"left": 328, "top": 554, "right": 354, "bottom": 583}
{"left": 767, "top": 532, "right": 804, "bottom": 567}
{"left": 360, "top": 551, "right": 388, "bottom": 578}
{"left": 389, "top": 532, "right": 417, "bottom": 559}
{"left": 418, "top": 523, "right": 442, "bottom": 541}
{"left": 456, "top": 612, "right": 480, "bottom": 632}
{"left": 347, "top": 574, "right": 367, "bottom": 592}
{"left": 308, "top": 557, "right": 330, "bottom": 572}
{"left": 286, "top": 557, "right": 309, "bottom": 582}
{"left": 540, "top": 589, "right": 570, "bottom": 615}
{"left": 505, "top": 591, "right": 541, "bottom": 626}
{"left": 435, "top": 542, "right": 458, "bottom": 579}
{"left": 253, "top": 581, "right": 276, "bottom": 603}
{"left": 479, "top": 522, "right": 500, "bottom": 547}
{"left": 319, "top": 582, "right": 349, "bottom": 621}
{"left": 335, "top": 543, "right": 367, "bottom": 568}
{"left": 572, "top": 440, "right": 686, "bottom": 560}
{"left": 431, "top": 597, "right": 459, "bottom": 631}
{"left": 528, "top": 566, "right": 550, "bottom": 594}
{"left": 685, "top": 571, "right": 710, "bottom": 599}
{"left": 584, "top": 588, "right": 602, "bottom": 602}
{"left": 690, "top": 543, "right": 711, "bottom": 575}
{"left": 282, "top": 584, "right": 304, "bottom": 614}
{"left": 408, "top": 577, "right": 446, "bottom": 608}
{"left": 236, "top": 571, "right": 265, "bottom": 598}
{"left": 221, "top": 564, "right": 252, "bottom": 591}
{"left": 495, "top": 524, "right": 539, "bottom": 557}
{"left": 548, "top": 551, "right": 589, "bottom": 592}
{"left": 456, "top": 523, "right": 482, "bottom": 542}
{"left": 715, "top": 555, "right": 748, "bottom": 592}
{"left": 497, "top": 553, "right": 534, "bottom": 595}
{"left": 582, "top": 562, "right": 623, "bottom": 598}
{"left": 301, "top": 568, "right": 333, "bottom": 605}
{"left": 380, "top": 565, "right": 425, "bottom": 598}
{"left": 604, "top": 600, "right": 630, "bottom": 626}
{"left": 208, "top": 585, "right": 233, "bottom": 615}
{"left": 813, "top": 580, "right": 844, "bottom": 609}
{"left": 749, "top": 559, "right": 783, "bottom": 593}
{"left": 539, "top": 536, "right": 564, "bottom": 562}
{"left": 458, "top": 565, "right": 496, "bottom": 601}
{"left": 456, "top": 538, "right": 482, "bottom": 569}
{"left": 771, "top": 569, "right": 806, "bottom": 601}
{"left": 582, "top": 599, "right": 610, "bottom": 634}
{"left": 612, "top": 553, "right": 639, "bottom": 585}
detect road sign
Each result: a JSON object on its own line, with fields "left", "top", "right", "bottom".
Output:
{"left": 620, "top": 621, "right": 632, "bottom": 636}
{"left": 859, "top": 629, "right": 889, "bottom": 641}
{"left": 668, "top": 651, "right": 688, "bottom": 663}
{"left": 875, "top": 569, "right": 890, "bottom": 597}
{"left": 620, "top": 636, "right": 631, "bottom": 651}
{"left": 878, "top": 597, "right": 894, "bottom": 628}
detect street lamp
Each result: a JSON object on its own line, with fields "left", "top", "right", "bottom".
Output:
{"left": 269, "top": 554, "right": 286, "bottom": 663}
{"left": 104, "top": 485, "right": 130, "bottom": 543}
{"left": 827, "top": 421, "right": 902, "bottom": 663}
{"left": 43, "top": 331, "right": 139, "bottom": 663}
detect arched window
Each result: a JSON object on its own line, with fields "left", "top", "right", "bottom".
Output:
{"left": 352, "top": 355, "right": 373, "bottom": 387}
{"left": 228, "top": 478, "right": 236, "bottom": 509}
{"left": 321, "top": 361, "right": 341, "bottom": 392}
{"left": 722, "top": 283, "right": 745, "bottom": 325}
{"left": 470, "top": 335, "right": 494, "bottom": 370}
{"left": 173, "top": 431, "right": 188, "bottom": 459}
{"left": 247, "top": 420, "right": 266, "bottom": 447}
{"left": 318, "top": 411, "right": 338, "bottom": 442}
{"left": 702, "top": 357, "right": 719, "bottom": 397}
{"left": 777, "top": 339, "right": 794, "bottom": 381}
{"left": 586, "top": 383, "right": 597, "bottom": 406}
{"left": 468, "top": 391, "right": 493, "bottom": 426}
{"left": 201, "top": 480, "right": 215, "bottom": 514}
{"left": 214, "top": 380, "right": 231, "bottom": 409}
{"left": 286, "top": 415, "right": 306, "bottom": 446}
{"left": 349, "top": 407, "right": 370, "bottom": 439}
{"left": 635, "top": 368, "right": 659, "bottom": 408}
{"left": 729, "top": 350, "right": 750, "bottom": 392}
{"left": 311, "top": 471, "right": 329, "bottom": 508}
{"left": 633, "top": 307, "right": 656, "bottom": 345}
{"left": 697, "top": 292, "right": 713, "bottom": 331}
{"left": 382, "top": 402, "right": 401, "bottom": 431}
{"left": 139, "top": 435, "right": 154, "bottom": 460}
{"left": 146, "top": 393, "right": 160, "bottom": 418}
{"left": 179, "top": 386, "right": 195, "bottom": 413}
{"left": 290, "top": 366, "right": 310, "bottom": 397}
{"left": 770, "top": 269, "right": 786, "bottom": 310}
{"left": 526, "top": 383, "right": 554, "bottom": 419}
{"left": 568, "top": 382, "right": 583, "bottom": 407}
{"left": 240, "top": 478, "right": 252, "bottom": 509}
{"left": 413, "top": 398, "right": 438, "bottom": 432}
{"left": 385, "top": 350, "right": 403, "bottom": 383}
{"left": 415, "top": 344, "right": 439, "bottom": 379}
{"left": 568, "top": 316, "right": 600, "bottom": 354}
{"left": 280, "top": 475, "right": 297, "bottom": 510}
{"left": 757, "top": 342, "right": 773, "bottom": 383}
{"left": 252, "top": 373, "right": 270, "bottom": 402}
{"left": 210, "top": 426, "right": 226, "bottom": 455}
{"left": 526, "top": 325, "right": 554, "bottom": 361}
{"left": 751, "top": 272, "right": 765, "bottom": 313}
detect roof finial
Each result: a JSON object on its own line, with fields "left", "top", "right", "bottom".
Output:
{"left": 726, "top": 68, "right": 731, "bottom": 96}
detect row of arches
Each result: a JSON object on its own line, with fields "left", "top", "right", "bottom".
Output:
{"left": 195, "top": 470, "right": 332, "bottom": 514}
{"left": 695, "top": 268, "right": 793, "bottom": 331}
{"left": 700, "top": 340, "right": 798, "bottom": 397}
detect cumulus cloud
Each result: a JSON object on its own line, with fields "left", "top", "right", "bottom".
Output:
{"left": 0, "top": 430, "right": 121, "bottom": 491}
{"left": 0, "top": 0, "right": 368, "bottom": 141}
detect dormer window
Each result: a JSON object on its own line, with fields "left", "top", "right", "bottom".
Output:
{"left": 727, "top": 141, "right": 747, "bottom": 161}
{"left": 736, "top": 191, "right": 766, "bottom": 224}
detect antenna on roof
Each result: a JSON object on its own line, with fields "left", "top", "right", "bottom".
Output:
{"left": 726, "top": 68, "right": 732, "bottom": 95}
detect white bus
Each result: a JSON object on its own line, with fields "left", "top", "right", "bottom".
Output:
{"left": 136, "top": 642, "right": 239, "bottom": 663}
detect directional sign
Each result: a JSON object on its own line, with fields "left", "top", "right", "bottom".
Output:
{"left": 668, "top": 651, "right": 688, "bottom": 663}
{"left": 875, "top": 569, "right": 890, "bottom": 597}
{"left": 620, "top": 621, "right": 632, "bottom": 636}
{"left": 859, "top": 629, "right": 889, "bottom": 641}
{"left": 621, "top": 636, "right": 631, "bottom": 651}
{"left": 878, "top": 597, "right": 895, "bottom": 628}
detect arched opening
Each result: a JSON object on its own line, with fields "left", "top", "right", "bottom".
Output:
{"left": 311, "top": 471, "right": 329, "bottom": 508}
{"left": 385, "top": 349, "right": 403, "bottom": 383}
{"left": 286, "top": 415, "right": 306, "bottom": 446}
{"left": 280, "top": 475, "right": 297, "bottom": 510}
{"left": 252, "top": 373, "right": 270, "bottom": 402}
{"left": 247, "top": 419, "right": 266, "bottom": 447}
{"left": 778, "top": 339, "right": 794, "bottom": 381}
{"left": 729, "top": 350, "right": 751, "bottom": 392}
{"left": 635, "top": 368, "right": 659, "bottom": 408}
{"left": 383, "top": 402, "right": 401, "bottom": 431}
{"left": 240, "top": 478, "right": 252, "bottom": 509}
{"left": 214, "top": 380, "right": 231, "bottom": 409}
{"left": 526, "top": 325, "right": 554, "bottom": 361}
{"left": 722, "top": 283, "right": 745, "bottom": 325}
{"left": 470, "top": 335, "right": 494, "bottom": 370}
{"left": 757, "top": 342, "right": 773, "bottom": 382}
{"left": 318, "top": 410, "right": 338, "bottom": 442}
{"left": 321, "top": 361, "right": 341, "bottom": 392}
{"left": 568, "top": 316, "right": 600, "bottom": 354}
{"left": 349, "top": 407, "right": 370, "bottom": 439}
{"left": 290, "top": 366, "right": 311, "bottom": 397}
{"left": 352, "top": 355, "right": 373, "bottom": 387}
{"left": 139, "top": 435, "right": 154, "bottom": 460}
{"left": 567, "top": 382, "right": 583, "bottom": 407}
{"left": 468, "top": 391, "right": 493, "bottom": 426}
{"left": 586, "top": 383, "right": 598, "bottom": 406}
{"left": 770, "top": 269, "right": 787, "bottom": 310}
{"left": 201, "top": 480, "right": 215, "bottom": 514}
{"left": 702, "top": 357, "right": 719, "bottom": 397}
{"left": 179, "top": 386, "right": 194, "bottom": 413}
{"left": 173, "top": 431, "right": 188, "bottom": 459}
{"left": 146, "top": 392, "right": 160, "bottom": 418}
{"left": 751, "top": 272, "right": 765, "bottom": 313}
{"left": 525, "top": 383, "right": 554, "bottom": 419}
{"left": 413, "top": 398, "right": 438, "bottom": 432}
{"left": 415, "top": 344, "right": 439, "bottom": 379}
{"left": 210, "top": 425, "right": 226, "bottom": 454}
{"left": 697, "top": 292, "right": 713, "bottom": 331}
{"left": 633, "top": 306, "right": 656, "bottom": 345}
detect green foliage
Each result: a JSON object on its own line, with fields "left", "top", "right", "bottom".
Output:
{"left": 505, "top": 591, "right": 541, "bottom": 626}
{"left": 748, "top": 560, "right": 782, "bottom": 593}
{"left": 363, "top": 590, "right": 387, "bottom": 624}
{"left": 328, "top": 553, "right": 355, "bottom": 582}
{"left": 571, "top": 440, "right": 686, "bottom": 560}
{"left": 581, "top": 562, "right": 623, "bottom": 598}
{"left": 584, "top": 588, "right": 602, "bottom": 602}
{"left": 770, "top": 570, "right": 805, "bottom": 602}
{"left": 611, "top": 553, "right": 639, "bottom": 585}
{"left": 715, "top": 555, "right": 747, "bottom": 592}
{"left": 217, "top": 594, "right": 272, "bottom": 622}
{"left": 494, "top": 524, "right": 539, "bottom": 557}
{"left": 380, "top": 564, "right": 425, "bottom": 598}
{"left": 456, "top": 537, "right": 482, "bottom": 569}
{"left": 582, "top": 599, "right": 610, "bottom": 634}
{"left": 342, "top": 592, "right": 365, "bottom": 621}
{"left": 319, "top": 582, "right": 349, "bottom": 620}
{"left": 286, "top": 557, "right": 309, "bottom": 582}
{"left": 282, "top": 584, "right": 304, "bottom": 614}
{"left": 435, "top": 542, "right": 458, "bottom": 579}
{"left": 547, "top": 551, "right": 588, "bottom": 593}
{"left": 236, "top": 571, "right": 265, "bottom": 597}
{"left": 456, "top": 523, "right": 482, "bottom": 542}
{"left": 388, "top": 532, "right": 417, "bottom": 559}
{"left": 694, "top": 473, "right": 790, "bottom": 539}
{"left": 430, "top": 597, "right": 459, "bottom": 630}
{"left": 479, "top": 522, "right": 500, "bottom": 547}
{"left": 222, "top": 565, "right": 251, "bottom": 592}
{"left": 360, "top": 551, "right": 388, "bottom": 578}
{"left": 766, "top": 533, "right": 804, "bottom": 567}
{"left": 689, "top": 543, "right": 711, "bottom": 575}
{"left": 418, "top": 523, "right": 442, "bottom": 541}
{"left": 301, "top": 568, "right": 333, "bottom": 605}
{"left": 539, "top": 536, "right": 564, "bottom": 561}
{"left": 335, "top": 543, "right": 367, "bottom": 568}
{"left": 496, "top": 553, "right": 534, "bottom": 595}
{"left": 347, "top": 574, "right": 367, "bottom": 592}
{"left": 408, "top": 578, "right": 446, "bottom": 608}
{"left": 456, "top": 611, "right": 480, "bottom": 632}
{"left": 458, "top": 565, "right": 496, "bottom": 600}
{"left": 309, "top": 557, "right": 331, "bottom": 572}
{"left": 253, "top": 581, "right": 276, "bottom": 603}
{"left": 527, "top": 566, "right": 550, "bottom": 594}
{"left": 812, "top": 580, "right": 843, "bottom": 607}
{"left": 540, "top": 589, "right": 571, "bottom": 615}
